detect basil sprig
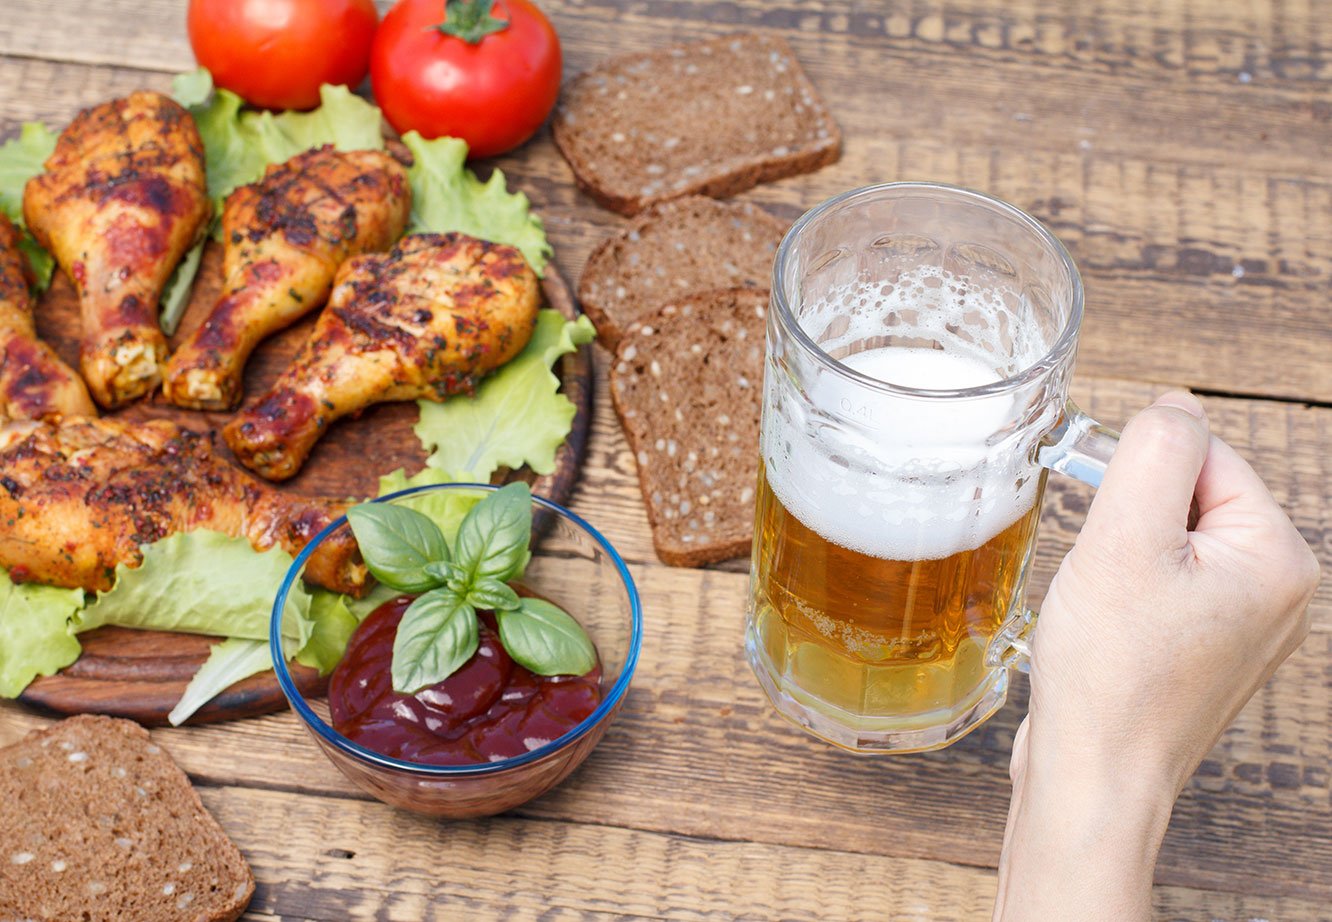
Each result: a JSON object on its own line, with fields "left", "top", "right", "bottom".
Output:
{"left": 345, "top": 483, "right": 596, "bottom": 694}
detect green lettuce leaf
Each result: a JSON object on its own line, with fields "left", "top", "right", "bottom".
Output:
{"left": 167, "top": 637, "right": 272, "bottom": 727}
{"left": 159, "top": 237, "right": 205, "bottom": 336}
{"left": 295, "top": 590, "right": 359, "bottom": 675}
{"left": 345, "top": 581, "right": 406, "bottom": 621}
{"left": 246, "top": 84, "right": 385, "bottom": 163}
{"left": 172, "top": 67, "right": 214, "bottom": 108}
{"left": 376, "top": 467, "right": 483, "bottom": 543}
{"left": 174, "top": 70, "right": 549, "bottom": 275}
{"left": 0, "top": 122, "right": 58, "bottom": 291}
{"left": 403, "top": 132, "right": 550, "bottom": 275}
{"left": 15, "top": 235, "right": 55, "bottom": 294}
{"left": 170, "top": 567, "right": 362, "bottom": 725}
{"left": 0, "top": 571, "right": 83, "bottom": 697}
{"left": 414, "top": 310, "right": 594, "bottom": 480}
{"left": 174, "top": 72, "right": 269, "bottom": 219}
{"left": 0, "top": 122, "right": 56, "bottom": 218}
{"left": 173, "top": 69, "right": 383, "bottom": 224}
{"left": 76, "top": 531, "right": 312, "bottom": 646}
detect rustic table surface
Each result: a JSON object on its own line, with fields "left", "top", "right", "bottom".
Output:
{"left": 1, "top": 1, "right": 1329, "bottom": 919}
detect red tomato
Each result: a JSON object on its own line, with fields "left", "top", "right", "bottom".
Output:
{"left": 188, "top": 0, "right": 379, "bottom": 111}
{"left": 370, "top": 0, "right": 562, "bottom": 159}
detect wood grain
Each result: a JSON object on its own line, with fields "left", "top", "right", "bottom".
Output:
{"left": 0, "top": 711, "right": 1324, "bottom": 920}
{"left": 188, "top": 783, "right": 1332, "bottom": 922}
{"left": 2, "top": 2, "right": 1328, "bottom": 400}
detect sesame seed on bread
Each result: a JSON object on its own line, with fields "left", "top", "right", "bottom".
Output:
{"left": 579, "top": 196, "right": 788, "bottom": 350}
{"left": 609, "top": 288, "right": 767, "bottom": 567}
{"left": 0, "top": 715, "right": 254, "bottom": 922}
{"left": 553, "top": 33, "right": 840, "bottom": 216}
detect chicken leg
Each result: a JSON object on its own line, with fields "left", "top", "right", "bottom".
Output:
{"left": 0, "top": 214, "right": 96, "bottom": 420}
{"left": 225, "top": 233, "right": 540, "bottom": 481}
{"left": 163, "top": 146, "right": 411, "bottom": 410}
{"left": 23, "top": 91, "right": 210, "bottom": 408}
{"left": 0, "top": 416, "right": 366, "bottom": 595}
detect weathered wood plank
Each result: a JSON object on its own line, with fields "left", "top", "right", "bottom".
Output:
{"left": 0, "top": 719, "right": 1322, "bottom": 919}
{"left": 3, "top": 0, "right": 1326, "bottom": 179}
{"left": 207, "top": 784, "right": 999, "bottom": 922}
{"left": 211, "top": 784, "right": 1332, "bottom": 921}
{"left": 4, "top": 576, "right": 1329, "bottom": 900}
{"left": 2, "top": 46, "right": 1328, "bottom": 401}
{"left": 6, "top": 0, "right": 1330, "bottom": 92}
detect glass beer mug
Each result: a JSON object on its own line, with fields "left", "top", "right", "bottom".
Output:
{"left": 746, "top": 182, "right": 1120, "bottom": 753}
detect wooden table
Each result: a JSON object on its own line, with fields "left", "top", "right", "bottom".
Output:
{"left": 2, "top": 1, "right": 1329, "bottom": 919}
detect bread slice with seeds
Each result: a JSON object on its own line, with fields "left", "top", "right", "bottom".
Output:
{"left": 609, "top": 288, "right": 767, "bottom": 566}
{"left": 552, "top": 33, "right": 840, "bottom": 216}
{"left": 579, "top": 196, "right": 788, "bottom": 350}
{"left": 0, "top": 715, "right": 254, "bottom": 922}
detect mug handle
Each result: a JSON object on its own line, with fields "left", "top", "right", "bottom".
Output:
{"left": 987, "top": 400, "right": 1120, "bottom": 672}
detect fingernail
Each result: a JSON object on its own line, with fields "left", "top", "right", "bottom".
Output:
{"left": 1153, "top": 390, "right": 1205, "bottom": 419}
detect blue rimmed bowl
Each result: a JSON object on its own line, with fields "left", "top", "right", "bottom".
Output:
{"left": 271, "top": 483, "right": 642, "bottom": 818}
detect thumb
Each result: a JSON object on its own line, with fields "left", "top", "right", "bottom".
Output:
{"left": 1081, "top": 391, "right": 1210, "bottom": 552}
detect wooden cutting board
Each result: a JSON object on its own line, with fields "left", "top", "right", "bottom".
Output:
{"left": 16, "top": 242, "right": 592, "bottom": 725}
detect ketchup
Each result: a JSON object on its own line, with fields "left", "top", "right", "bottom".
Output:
{"left": 329, "top": 596, "right": 603, "bottom": 766}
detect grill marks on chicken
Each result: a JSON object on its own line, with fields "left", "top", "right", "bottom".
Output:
{"left": 225, "top": 233, "right": 540, "bottom": 481}
{"left": 0, "top": 215, "right": 96, "bottom": 421}
{"left": 0, "top": 417, "right": 366, "bottom": 595}
{"left": 163, "top": 147, "right": 412, "bottom": 411}
{"left": 22, "top": 91, "right": 210, "bottom": 409}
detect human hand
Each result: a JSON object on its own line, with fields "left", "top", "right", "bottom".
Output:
{"left": 994, "top": 391, "right": 1320, "bottom": 921}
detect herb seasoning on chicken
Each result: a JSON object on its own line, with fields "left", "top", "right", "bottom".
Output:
{"left": 0, "top": 214, "right": 96, "bottom": 421}
{"left": 225, "top": 232, "right": 540, "bottom": 481}
{"left": 0, "top": 416, "right": 366, "bottom": 595}
{"left": 22, "top": 92, "right": 210, "bottom": 409}
{"left": 163, "top": 146, "right": 411, "bottom": 411}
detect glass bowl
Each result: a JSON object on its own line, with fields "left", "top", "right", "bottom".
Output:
{"left": 270, "top": 483, "right": 642, "bottom": 818}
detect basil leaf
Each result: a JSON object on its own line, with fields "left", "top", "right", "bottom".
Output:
{"left": 466, "top": 578, "right": 521, "bottom": 612}
{"left": 346, "top": 504, "right": 450, "bottom": 593}
{"left": 454, "top": 482, "right": 533, "bottom": 586}
{"left": 390, "top": 588, "right": 478, "bottom": 694}
{"left": 496, "top": 598, "right": 596, "bottom": 677}
{"left": 423, "top": 560, "right": 468, "bottom": 587}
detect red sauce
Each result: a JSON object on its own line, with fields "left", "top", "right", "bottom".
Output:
{"left": 328, "top": 596, "right": 602, "bottom": 766}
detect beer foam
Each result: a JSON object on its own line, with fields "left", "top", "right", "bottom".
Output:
{"left": 764, "top": 273, "right": 1048, "bottom": 562}
{"left": 802, "top": 265, "right": 1049, "bottom": 375}
{"left": 838, "top": 348, "right": 1016, "bottom": 470}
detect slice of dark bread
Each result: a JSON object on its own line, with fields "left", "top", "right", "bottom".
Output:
{"left": 553, "top": 33, "right": 840, "bottom": 216}
{"left": 0, "top": 715, "right": 254, "bottom": 922}
{"left": 579, "top": 196, "right": 788, "bottom": 349}
{"left": 609, "top": 288, "right": 767, "bottom": 566}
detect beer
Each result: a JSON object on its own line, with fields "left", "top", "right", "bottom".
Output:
{"left": 747, "top": 343, "right": 1047, "bottom": 747}
{"left": 750, "top": 462, "right": 1043, "bottom": 731}
{"left": 749, "top": 183, "right": 1112, "bottom": 753}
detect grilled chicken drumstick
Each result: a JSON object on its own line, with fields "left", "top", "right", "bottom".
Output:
{"left": 23, "top": 91, "right": 210, "bottom": 409}
{"left": 0, "top": 214, "right": 96, "bottom": 421}
{"left": 225, "top": 233, "right": 540, "bottom": 481}
{"left": 163, "top": 146, "right": 411, "bottom": 410}
{"left": 0, "top": 416, "right": 366, "bottom": 595}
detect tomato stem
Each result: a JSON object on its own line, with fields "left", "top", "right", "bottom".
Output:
{"left": 433, "top": 0, "right": 509, "bottom": 44}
